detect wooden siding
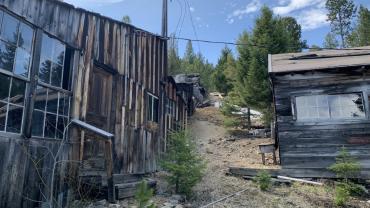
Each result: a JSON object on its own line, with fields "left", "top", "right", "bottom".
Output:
{"left": 272, "top": 67, "right": 370, "bottom": 178}
{"left": 0, "top": 0, "right": 168, "bottom": 206}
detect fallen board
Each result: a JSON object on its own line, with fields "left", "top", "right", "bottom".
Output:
{"left": 229, "top": 167, "right": 370, "bottom": 179}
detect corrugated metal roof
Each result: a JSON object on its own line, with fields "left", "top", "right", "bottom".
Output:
{"left": 269, "top": 46, "right": 370, "bottom": 74}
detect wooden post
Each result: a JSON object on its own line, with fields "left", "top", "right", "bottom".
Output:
{"left": 105, "top": 139, "right": 115, "bottom": 203}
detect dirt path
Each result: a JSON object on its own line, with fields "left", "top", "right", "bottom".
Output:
{"left": 185, "top": 107, "right": 370, "bottom": 208}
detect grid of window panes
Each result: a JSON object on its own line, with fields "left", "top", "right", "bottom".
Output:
{"left": 0, "top": 10, "right": 34, "bottom": 133}
{"left": 296, "top": 93, "right": 365, "bottom": 120}
{"left": 31, "top": 34, "right": 71, "bottom": 139}
{"left": 147, "top": 93, "right": 159, "bottom": 123}
{"left": 165, "top": 98, "right": 176, "bottom": 117}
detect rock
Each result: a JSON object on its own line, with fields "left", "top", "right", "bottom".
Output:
{"left": 109, "top": 204, "right": 121, "bottom": 208}
{"left": 170, "top": 199, "right": 179, "bottom": 204}
{"left": 184, "top": 203, "right": 192, "bottom": 208}
{"left": 171, "top": 194, "right": 183, "bottom": 201}
{"left": 175, "top": 205, "right": 184, "bottom": 208}
{"left": 206, "top": 148, "right": 213, "bottom": 154}
{"left": 367, "top": 200, "right": 370, "bottom": 204}
{"left": 161, "top": 202, "right": 175, "bottom": 208}
{"left": 119, "top": 200, "right": 129, "bottom": 208}
{"left": 96, "top": 200, "right": 107, "bottom": 206}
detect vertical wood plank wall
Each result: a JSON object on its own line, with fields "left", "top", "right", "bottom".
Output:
{"left": 272, "top": 68, "right": 370, "bottom": 177}
{"left": 0, "top": 0, "right": 172, "bottom": 206}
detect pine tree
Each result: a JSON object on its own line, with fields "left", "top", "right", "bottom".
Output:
{"left": 122, "top": 15, "right": 132, "bottom": 24}
{"left": 183, "top": 40, "right": 196, "bottom": 64}
{"left": 348, "top": 5, "right": 370, "bottom": 47}
{"left": 212, "top": 46, "right": 235, "bottom": 94}
{"left": 244, "top": 7, "right": 281, "bottom": 113}
{"left": 168, "top": 35, "right": 182, "bottom": 75}
{"left": 160, "top": 131, "right": 205, "bottom": 197}
{"left": 135, "top": 180, "right": 155, "bottom": 208}
{"left": 279, "top": 16, "right": 306, "bottom": 52}
{"left": 323, "top": 32, "right": 340, "bottom": 48}
{"left": 326, "top": 0, "right": 356, "bottom": 48}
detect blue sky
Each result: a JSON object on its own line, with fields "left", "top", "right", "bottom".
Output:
{"left": 64, "top": 0, "right": 370, "bottom": 65}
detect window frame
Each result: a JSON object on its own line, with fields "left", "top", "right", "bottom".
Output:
{"left": 147, "top": 92, "right": 159, "bottom": 123}
{"left": 292, "top": 92, "right": 367, "bottom": 122}
{"left": 0, "top": 8, "right": 75, "bottom": 139}
{"left": 30, "top": 33, "right": 74, "bottom": 140}
{"left": 0, "top": 9, "right": 36, "bottom": 135}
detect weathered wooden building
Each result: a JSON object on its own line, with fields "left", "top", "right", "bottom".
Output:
{"left": 0, "top": 0, "right": 189, "bottom": 206}
{"left": 269, "top": 47, "right": 370, "bottom": 178}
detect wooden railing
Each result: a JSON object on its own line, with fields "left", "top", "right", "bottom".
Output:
{"left": 70, "top": 119, "right": 116, "bottom": 203}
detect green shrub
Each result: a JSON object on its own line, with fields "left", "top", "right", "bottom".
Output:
{"left": 254, "top": 170, "right": 272, "bottom": 191}
{"left": 160, "top": 131, "right": 205, "bottom": 197}
{"left": 220, "top": 101, "right": 238, "bottom": 116}
{"left": 328, "top": 147, "right": 361, "bottom": 183}
{"left": 334, "top": 184, "right": 350, "bottom": 207}
{"left": 223, "top": 117, "right": 240, "bottom": 128}
{"left": 135, "top": 180, "right": 156, "bottom": 208}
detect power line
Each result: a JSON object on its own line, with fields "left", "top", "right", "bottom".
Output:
{"left": 178, "top": 0, "right": 187, "bottom": 37}
{"left": 183, "top": 0, "right": 201, "bottom": 53}
{"left": 126, "top": 31, "right": 370, "bottom": 51}
{"left": 173, "top": 0, "right": 183, "bottom": 36}
{"left": 169, "top": 36, "right": 370, "bottom": 51}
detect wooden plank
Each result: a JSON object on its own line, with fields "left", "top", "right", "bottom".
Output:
{"left": 228, "top": 167, "right": 370, "bottom": 179}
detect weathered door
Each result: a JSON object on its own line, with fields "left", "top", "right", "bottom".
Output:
{"left": 83, "top": 65, "right": 113, "bottom": 171}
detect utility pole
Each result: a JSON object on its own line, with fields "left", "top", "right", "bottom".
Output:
{"left": 162, "top": 0, "right": 168, "bottom": 38}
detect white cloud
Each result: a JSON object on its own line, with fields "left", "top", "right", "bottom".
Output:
{"left": 273, "top": 0, "right": 324, "bottom": 15}
{"left": 64, "top": 0, "right": 125, "bottom": 7}
{"left": 226, "top": 0, "right": 261, "bottom": 24}
{"left": 296, "top": 8, "right": 329, "bottom": 30}
{"left": 272, "top": 0, "right": 328, "bottom": 30}
{"left": 189, "top": 7, "right": 195, "bottom": 12}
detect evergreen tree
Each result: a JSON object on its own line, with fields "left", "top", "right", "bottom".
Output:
{"left": 243, "top": 7, "right": 284, "bottom": 113}
{"left": 323, "top": 32, "right": 340, "bottom": 48}
{"left": 168, "top": 35, "right": 182, "bottom": 75}
{"left": 183, "top": 40, "right": 196, "bottom": 64}
{"left": 309, "top": 44, "right": 323, "bottom": 51}
{"left": 279, "top": 16, "right": 306, "bottom": 52}
{"left": 122, "top": 15, "right": 132, "bottom": 24}
{"left": 160, "top": 131, "right": 205, "bottom": 197}
{"left": 326, "top": 0, "right": 356, "bottom": 48}
{"left": 212, "top": 46, "right": 235, "bottom": 94}
{"left": 347, "top": 6, "right": 370, "bottom": 47}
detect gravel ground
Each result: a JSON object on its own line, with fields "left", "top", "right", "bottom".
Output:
{"left": 74, "top": 107, "right": 370, "bottom": 208}
{"left": 167, "top": 107, "right": 370, "bottom": 208}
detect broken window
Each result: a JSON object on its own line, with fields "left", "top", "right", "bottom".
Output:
{"left": 0, "top": 10, "right": 33, "bottom": 134}
{"left": 295, "top": 93, "right": 365, "bottom": 120}
{"left": 147, "top": 93, "right": 159, "bottom": 123}
{"left": 31, "top": 33, "right": 72, "bottom": 139}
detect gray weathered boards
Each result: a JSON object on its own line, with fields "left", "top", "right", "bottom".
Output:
{"left": 269, "top": 47, "right": 370, "bottom": 178}
{"left": 0, "top": 0, "right": 187, "bottom": 207}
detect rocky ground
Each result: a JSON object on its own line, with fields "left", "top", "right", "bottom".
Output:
{"left": 74, "top": 106, "right": 370, "bottom": 208}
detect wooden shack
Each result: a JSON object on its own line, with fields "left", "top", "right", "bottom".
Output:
{"left": 0, "top": 0, "right": 184, "bottom": 206}
{"left": 269, "top": 47, "right": 370, "bottom": 178}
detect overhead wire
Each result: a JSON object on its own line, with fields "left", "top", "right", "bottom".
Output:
{"left": 183, "top": 0, "right": 202, "bottom": 53}
{"left": 125, "top": 31, "right": 370, "bottom": 51}
{"left": 173, "top": 0, "right": 183, "bottom": 37}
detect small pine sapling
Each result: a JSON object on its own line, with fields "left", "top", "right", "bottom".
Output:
{"left": 328, "top": 147, "right": 361, "bottom": 183}
{"left": 160, "top": 130, "right": 205, "bottom": 197}
{"left": 254, "top": 170, "right": 272, "bottom": 191}
{"left": 328, "top": 147, "right": 363, "bottom": 206}
{"left": 334, "top": 183, "right": 350, "bottom": 207}
{"left": 135, "top": 180, "right": 156, "bottom": 208}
